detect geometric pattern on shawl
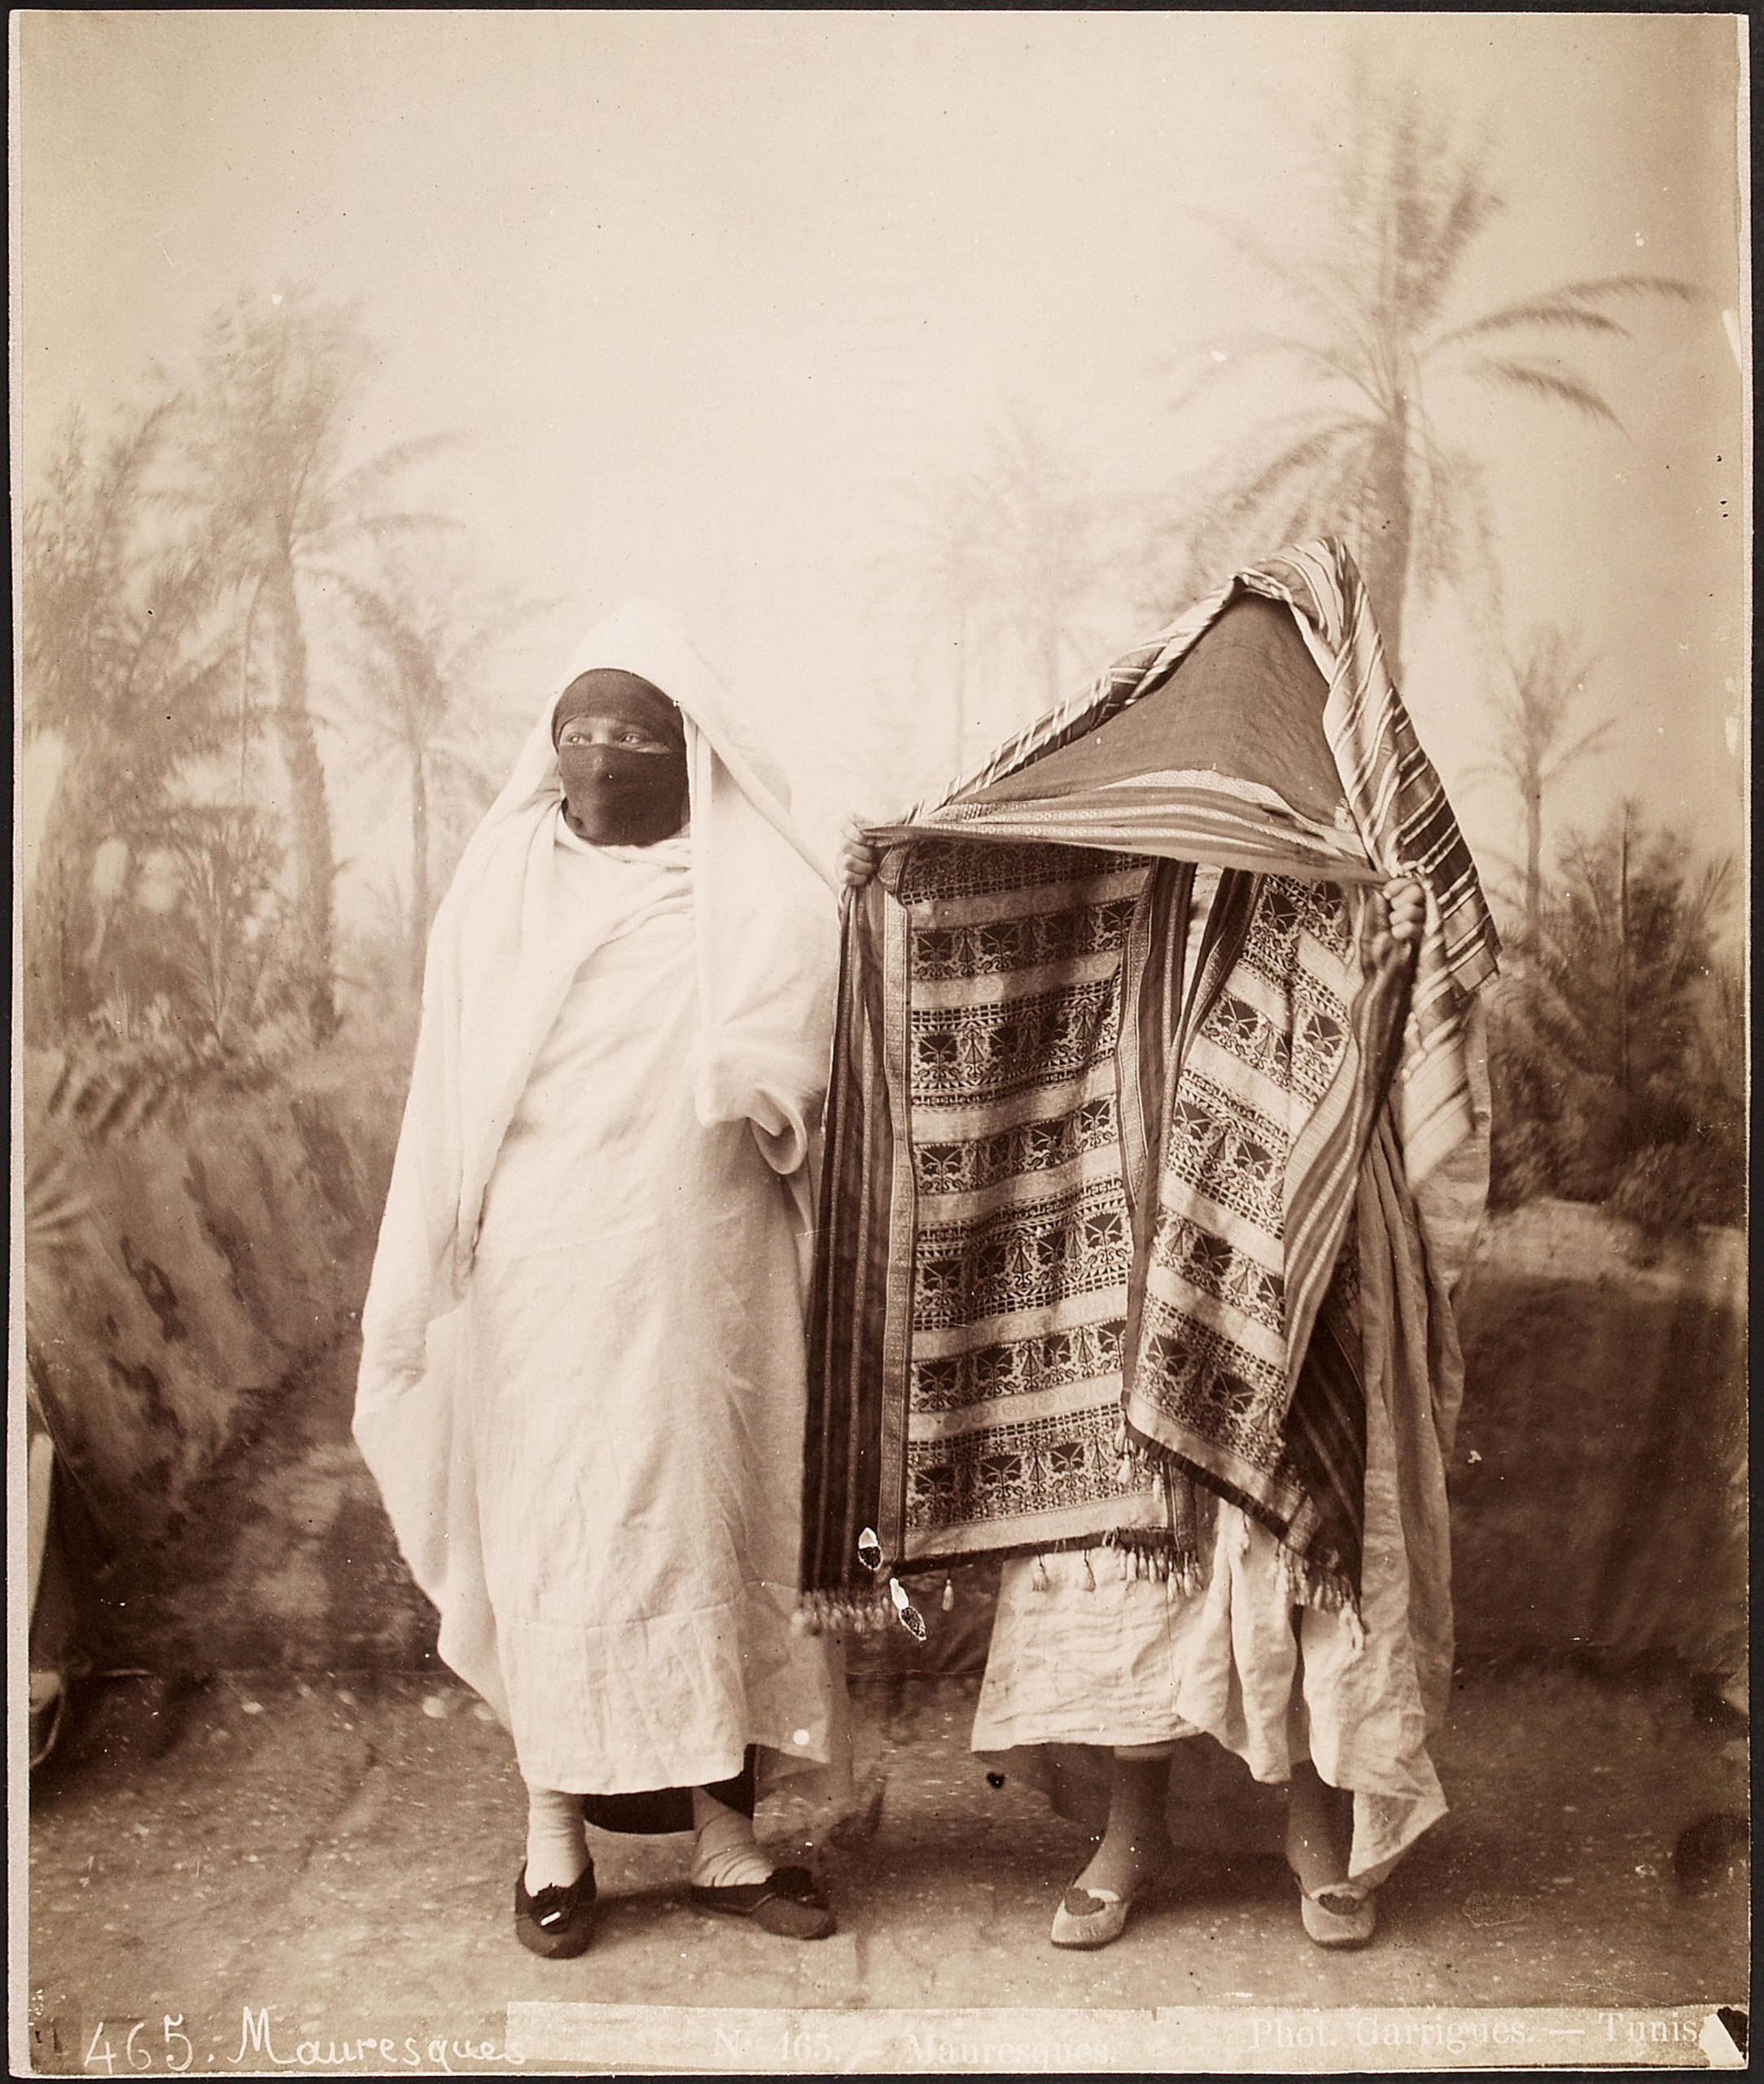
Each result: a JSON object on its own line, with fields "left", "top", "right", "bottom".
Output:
{"left": 894, "top": 840, "right": 1157, "bottom": 1561}
{"left": 808, "top": 541, "right": 1501, "bottom": 1609}
{"left": 802, "top": 834, "right": 1393, "bottom": 1607}
{"left": 1127, "top": 870, "right": 1373, "bottom": 1591}
{"left": 888, "top": 536, "right": 1499, "bottom": 1184}
{"left": 802, "top": 540, "right": 1493, "bottom": 1613}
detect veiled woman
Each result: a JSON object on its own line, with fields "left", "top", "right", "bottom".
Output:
{"left": 818, "top": 541, "right": 1496, "bottom": 1955}
{"left": 356, "top": 601, "right": 845, "bottom": 1958}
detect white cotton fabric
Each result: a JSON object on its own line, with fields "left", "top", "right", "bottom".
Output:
{"left": 354, "top": 601, "right": 844, "bottom": 1794}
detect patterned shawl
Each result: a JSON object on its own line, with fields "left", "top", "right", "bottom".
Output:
{"left": 801, "top": 540, "right": 1495, "bottom": 1620}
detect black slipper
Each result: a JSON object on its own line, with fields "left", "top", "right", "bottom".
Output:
{"left": 514, "top": 1861, "right": 597, "bottom": 1959}
{"left": 689, "top": 1864, "right": 837, "bottom": 1940}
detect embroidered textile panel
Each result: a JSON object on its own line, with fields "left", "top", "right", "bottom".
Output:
{"left": 1134, "top": 875, "right": 1358, "bottom": 1523}
{"left": 887, "top": 839, "right": 1165, "bottom": 1556}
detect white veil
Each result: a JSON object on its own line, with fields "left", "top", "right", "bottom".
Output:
{"left": 353, "top": 601, "right": 838, "bottom": 1714}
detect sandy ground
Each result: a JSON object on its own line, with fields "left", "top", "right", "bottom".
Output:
{"left": 21, "top": 1663, "right": 1748, "bottom": 2076}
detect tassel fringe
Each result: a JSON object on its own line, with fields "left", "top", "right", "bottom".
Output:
{"left": 791, "top": 1590, "right": 895, "bottom": 1635}
{"left": 1276, "top": 1548, "right": 1366, "bottom": 1652}
{"left": 793, "top": 1571, "right": 933, "bottom": 1640}
{"left": 798, "top": 1540, "right": 1355, "bottom": 1639}
{"left": 1116, "top": 1419, "right": 1364, "bottom": 1640}
{"left": 1018, "top": 1532, "right": 1208, "bottom": 1598}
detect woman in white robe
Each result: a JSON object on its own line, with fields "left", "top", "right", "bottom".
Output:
{"left": 356, "top": 602, "right": 844, "bottom": 1956}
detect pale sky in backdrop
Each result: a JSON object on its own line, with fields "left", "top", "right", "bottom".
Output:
{"left": 13, "top": 10, "right": 1749, "bottom": 918}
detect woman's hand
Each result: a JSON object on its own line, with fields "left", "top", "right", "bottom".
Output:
{"left": 1385, "top": 878, "right": 1425, "bottom": 943}
{"left": 1364, "top": 877, "right": 1425, "bottom": 973}
{"left": 838, "top": 816, "right": 883, "bottom": 891}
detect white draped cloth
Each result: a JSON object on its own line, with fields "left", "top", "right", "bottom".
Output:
{"left": 355, "top": 602, "right": 845, "bottom": 1795}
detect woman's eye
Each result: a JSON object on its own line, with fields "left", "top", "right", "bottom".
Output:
{"left": 560, "top": 725, "right": 670, "bottom": 752}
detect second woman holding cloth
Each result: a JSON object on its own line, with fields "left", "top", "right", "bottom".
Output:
{"left": 811, "top": 539, "right": 1496, "bottom": 1955}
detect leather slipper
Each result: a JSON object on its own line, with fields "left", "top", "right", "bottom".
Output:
{"left": 1298, "top": 1876, "right": 1377, "bottom": 1949}
{"left": 1050, "top": 1882, "right": 1134, "bottom": 1950}
{"left": 514, "top": 1861, "right": 597, "bottom": 1959}
{"left": 689, "top": 1865, "right": 837, "bottom": 1940}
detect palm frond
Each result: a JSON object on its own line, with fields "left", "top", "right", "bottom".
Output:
{"left": 1430, "top": 301, "right": 1633, "bottom": 353}
{"left": 1539, "top": 716, "right": 1617, "bottom": 782}
{"left": 1456, "top": 451, "right": 1507, "bottom": 641}
{"left": 301, "top": 563, "right": 377, "bottom": 604}
{"left": 1403, "top": 426, "right": 1503, "bottom": 631}
{"left": 422, "top": 740, "right": 501, "bottom": 791}
{"left": 309, "top": 702, "right": 402, "bottom": 745}
{"left": 1406, "top": 148, "right": 1503, "bottom": 319}
{"left": 303, "top": 509, "right": 462, "bottom": 558}
{"left": 1464, "top": 357, "right": 1625, "bottom": 426}
{"left": 1193, "top": 211, "right": 1383, "bottom": 374}
{"left": 1194, "top": 329, "right": 1387, "bottom": 410}
{"left": 1530, "top": 274, "right": 1705, "bottom": 306}
{"left": 1174, "top": 420, "right": 1376, "bottom": 596}
{"left": 1181, "top": 422, "right": 1368, "bottom": 552}
{"left": 1154, "top": 347, "right": 1242, "bottom": 425}
{"left": 317, "top": 431, "right": 463, "bottom": 521}
{"left": 437, "top": 593, "right": 561, "bottom": 679}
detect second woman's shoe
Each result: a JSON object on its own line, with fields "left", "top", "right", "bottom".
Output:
{"left": 1297, "top": 1876, "right": 1377, "bottom": 1949}
{"left": 514, "top": 1860, "right": 597, "bottom": 1959}
{"left": 1050, "top": 1841, "right": 1180, "bottom": 1950}
{"left": 1049, "top": 1880, "right": 1136, "bottom": 1949}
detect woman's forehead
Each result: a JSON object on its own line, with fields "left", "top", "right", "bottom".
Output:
{"left": 554, "top": 669, "right": 683, "bottom": 736}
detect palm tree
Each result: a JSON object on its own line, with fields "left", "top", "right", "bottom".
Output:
{"left": 179, "top": 287, "right": 456, "bottom": 1035}
{"left": 156, "top": 804, "right": 297, "bottom": 1060}
{"left": 1469, "top": 626, "right": 1612, "bottom": 944}
{"left": 872, "top": 488, "right": 987, "bottom": 773}
{"left": 1521, "top": 807, "right": 1738, "bottom": 1195}
{"left": 318, "top": 549, "right": 528, "bottom": 993}
{"left": 20, "top": 401, "right": 238, "bottom": 1040}
{"left": 1158, "top": 59, "right": 1701, "bottom": 676}
{"left": 873, "top": 405, "right": 1119, "bottom": 769}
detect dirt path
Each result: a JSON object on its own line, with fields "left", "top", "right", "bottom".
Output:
{"left": 26, "top": 1664, "right": 1746, "bottom": 2073}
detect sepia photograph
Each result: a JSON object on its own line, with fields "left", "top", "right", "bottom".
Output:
{"left": 12, "top": 11, "right": 1748, "bottom": 2076}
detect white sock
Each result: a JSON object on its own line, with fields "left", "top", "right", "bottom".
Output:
{"left": 524, "top": 1786, "right": 589, "bottom": 1891}
{"left": 689, "top": 1785, "right": 772, "bottom": 1889}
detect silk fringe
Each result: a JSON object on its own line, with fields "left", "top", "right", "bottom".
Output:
{"left": 1117, "top": 1422, "right": 1365, "bottom": 1644}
